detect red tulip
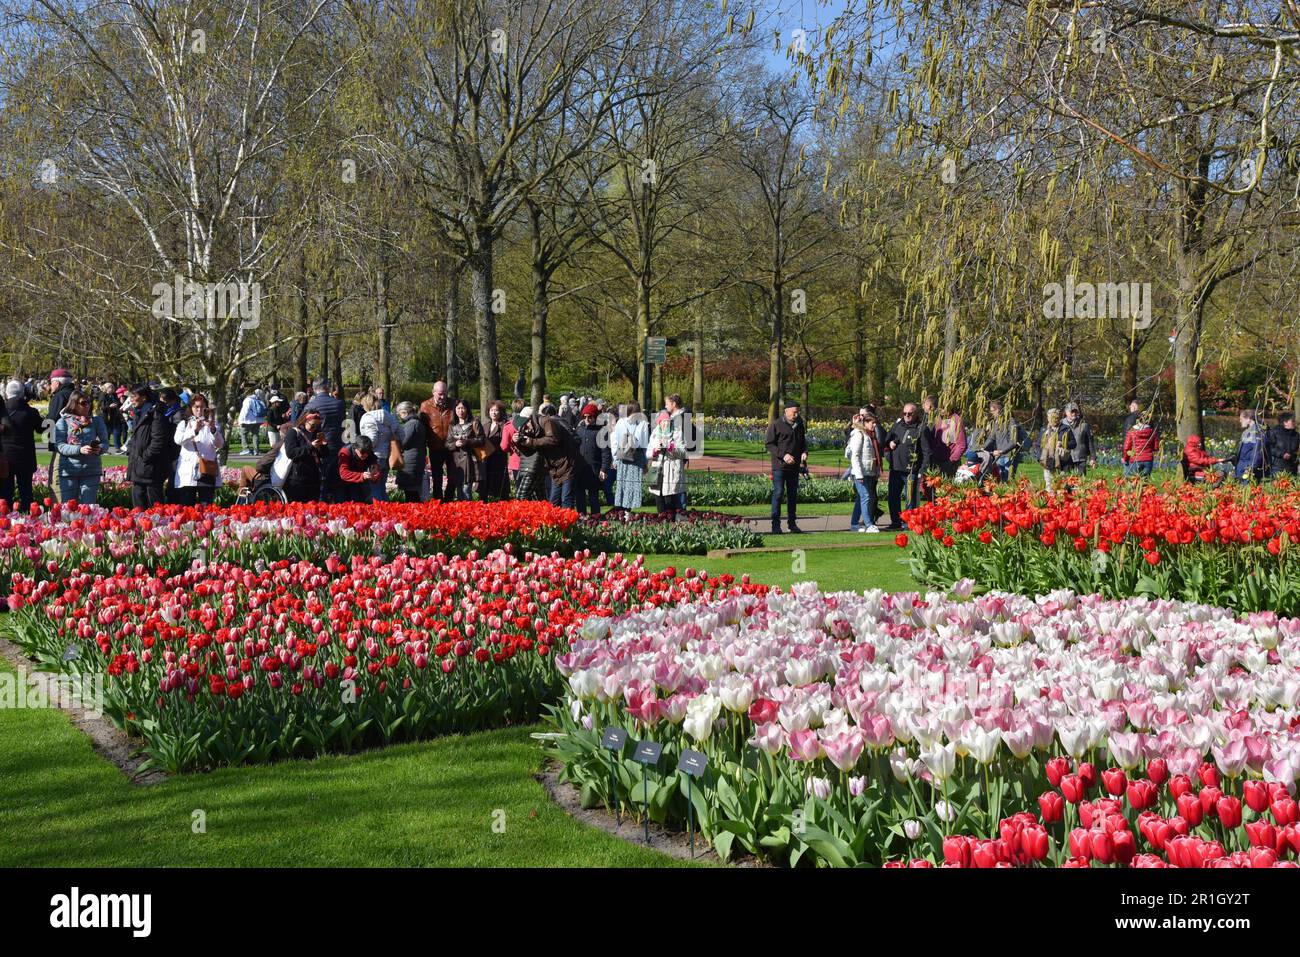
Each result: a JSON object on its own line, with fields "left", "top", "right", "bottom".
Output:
{"left": 1060, "top": 774, "right": 1086, "bottom": 805}
{"left": 1038, "top": 791, "right": 1064, "bottom": 824}
{"left": 1045, "top": 756, "right": 1070, "bottom": 788}
{"left": 1272, "top": 797, "right": 1299, "bottom": 827}
{"left": 942, "top": 835, "right": 972, "bottom": 868}
{"left": 1216, "top": 796, "right": 1243, "bottom": 830}
{"left": 1021, "top": 826, "right": 1051, "bottom": 862}
{"left": 1111, "top": 829, "right": 1136, "bottom": 865}
{"left": 1197, "top": 762, "right": 1220, "bottom": 789}
{"left": 1248, "top": 847, "right": 1277, "bottom": 868}
{"left": 1176, "top": 793, "right": 1204, "bottom": 827}
{"left": 1199, "top": 786, "right": 1223, "bottom": 818}
{"left": 1168, "top": 775, "right": 1192, "bottom": 799}
{"left": 1068, "top": 828, "right": 1092, "bottom": 860}
{"left": 1076, "top": 762, "right": 1097, "bottom": 791}
{"left": 1126, "top": 779, "right": 1157, "bottom": 811}
{"left": 1146, "top": 758, "right": 1168, "bottom": 786}
{"left": 1090, "top": 829, "right": 1115, "bottom": 865}
{"left": 1244, "top": 780, "right": 1271, "bottom": 814}
{"left": 1245, "top": 820, "right": 1276, "bottom": 848}
{"left": 1101, "top": 767, "right": 1127, "bottom": 796}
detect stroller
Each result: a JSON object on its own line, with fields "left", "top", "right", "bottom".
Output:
{"left": 954, "top": 449, "right": 1003, "bottom": 485}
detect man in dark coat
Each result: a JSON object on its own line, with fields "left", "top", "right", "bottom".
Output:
{"left": 884, "top": 402, "right": 927, "bottom": 531}
{"left": 126, "top": 386, "right": 178, "bottom": 508}
{"left": 1266, "top": 412, "right": 1300, "bottom": 478}
{"left": 765, "top": 400, "right": 808, "bottom": 534}
{"left": 515, "top": 403, "right": 578, "bottom": 508}
{"left": 2, "top": 380, "right": 44, "bottom": 510}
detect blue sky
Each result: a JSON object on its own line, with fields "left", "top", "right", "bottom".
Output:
{"left": 758, "top": 0, "right": 850, "bottom": 74}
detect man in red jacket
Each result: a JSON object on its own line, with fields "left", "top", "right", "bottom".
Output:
{"left": 336, "top": 436, "right": 379, "bottom": 503}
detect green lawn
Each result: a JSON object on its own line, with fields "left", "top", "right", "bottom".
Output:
{"left": 0, "top": 528, "right": 913, "bottom": 867}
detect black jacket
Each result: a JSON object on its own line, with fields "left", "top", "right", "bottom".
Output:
{"left": 765, "top": 415, "right": 807, "bottom": 472}
{"left": 126, "top": 403, "right": 178, "bottom": 484}
{"left": 282, "top": 427, "right": 325, "bottom": 491}
{"left": 1267, "top": 425, "right": 1300, "bottom": 475}
{"left": 2, "top": 397, "right": 44, "bottom": 474}
{"left": 46, "top": 384, "right": 74, "bottom": 450}
{"left": 885, "top": 418, "right": 927, "bottom": 472}
{"left": 576, "top": 421, "right": 612, "bottom": 476}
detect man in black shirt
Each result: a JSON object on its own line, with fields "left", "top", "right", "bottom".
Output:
{"left": 1267, "top": 413, "right": 1300, "bottom": 478}
{"left": 884, "top": 402, "right": 927, "bottom": 530}
{"left": 765, "top": 400, "right": 807, "bottom": 534}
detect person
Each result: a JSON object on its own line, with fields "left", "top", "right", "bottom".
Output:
{"left": 599, "top": 404, "right": 618, "bottom": 505}
{"left": 265, "top": 393, "right": 290, "bottom": 450}
{"left": 349, "top": 391, "right": 368, "bottom": 435}
{"left": 765, "top": 400, "right": 807, "bottom": 534}
{"left": 99, "top": 381, "right": 126, "bottom": 452}
{"left": 1122, "top": 412, "right": 1159, "bottom": 480}
{"left": 501, "top": 399, "right": 524, "bottom": 490}
{"left": 574, "top": 402, "right": 611, "bottom": 516}
{"left": 290, "top": 391, "right": 307, "bottom": 423}
{"left": 1, "top": 380, "right": 42, "bottom": 510}
{"left": 884, "top": 402, "right": 926, "bottom": 531}
{"left": 846, "top": 412, "right": 882, "bottom": 532}
{"left": 52, "top": 390, "right": 109, "bottom": 505}
{"left": 1062, "top": 402, "right": 1094, "bottom": 475}
{"left": 930, "top": 406, "right": 967, "bottom": 479}
{"left": 281, "top": 410, "right": 329, "bottom": 503}
{"left": 1121, "top": 399, "right": 1142, "bottom": 437}
{"left": 611, "top": 401, "right": 649, "bottom": 511}
{"left": 479, "top": 401, "right": 511, "bottom": 500}
{"left": 1266, "top": 413, "right": 1299, "bottom": 478}
{"left": 419, "top": 380, "right": 455, "bottom": 502}
{"left": 448, "top": 398, "right": 484, "bottom": 500}
{"left": 393, "top": 402, "right": 428, "bottom": 502}
{"left": 372, "top": 385, "right": 391, "bottom": 413}
{"left": 305, "top": 379, "right": 346, "bottom": 499}
{"left": 647, "top": 395, "right": 689, "bottom": 515}
{"left": 1182, "top": 434, "right": 1223, "bottom": 484}
{"left": 126, "top": 386, "right": 176, "bottom": 508}
{"left": 119, "top": 387, "right": 139, "bottom": 453}
{"left": 156, "top": 388, "right": 187, "bottom": 502}
{"left": 358, "top": 393, "right": 400, "bottom": 501}
{"left": 516, "top": 402, "right": 578, "bottom": 507}
{"left": 173, "top": 393, "right": 224, "bottom": 505}
{"left": 1231, "top": 409, "right": 1266, "bottom": 483}
{"left": 1038, "top": 408, "right": 1075, "bottom": 492}
{"left": 559, "top": 394, "right": 579, "bottom": 433}
{"left": 44, "top": 369, "right": 75, "bottom": 502}
{"left": 237, "top": 389, "right": 268, "bottom": 455}
{"left": 336, "top": 435, "right": 380, "bottom": 503}
{"left": 512, "top": 405, "right": 546, "bottom": 501}
{"left": 983, "top": 400, "right": 1027, "bottom": 478}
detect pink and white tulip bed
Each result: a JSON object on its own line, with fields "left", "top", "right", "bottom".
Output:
{"left": 542, "top": 582, "right": 1300, "bottom": 867}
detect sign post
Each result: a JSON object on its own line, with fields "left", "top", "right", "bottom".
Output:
{"left": 676, "top": 749, "right": 709, "bottom": 859}
{"left": 633, "top": 740, "right": 663, "bottom": 844}
{"left": 601, "top": 726, "right": 628, "bottom": 825}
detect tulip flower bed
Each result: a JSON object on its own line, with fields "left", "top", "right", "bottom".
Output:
{"left": 542, "top": 584, "right": 1300, "bottom": 867}
{"left": 905, "top": 479, "right": 1300, "bottom": 614}
{"left": 4, "top": 550, "right": 755, "bottom": 772}
{"left": 0, "top": 499, "right": 577, "bottom": 586}
{"left": 571, "top": 509, "right": 763, "bottom": 554}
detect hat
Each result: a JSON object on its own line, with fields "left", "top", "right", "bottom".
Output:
{"left": 519, "top": 405, "right": 534, "bottom": 418}
{"left": 783, "top": 400, "right": 800, "bottom": 410}
{"left": 581, "top": 402, "right": 599, "bottom": 417}
{"left": 50, "top": 368, "right": 70, "bottom": 380}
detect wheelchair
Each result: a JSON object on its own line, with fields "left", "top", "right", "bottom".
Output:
{"left": 235, "top": 475, "right": 288, "bottom": 505}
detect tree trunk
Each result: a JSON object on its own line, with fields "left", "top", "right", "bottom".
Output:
{"left": 332, "top": 340, "right": 343, "bottom": 396}
{"left": 1123, "top": 341, "right": 1140, "bottom": 405}
{"left": 375, "top": 251, "right": 391, "bottom": 399}
{"left": 529, "top": 204, "right": 548, "bottom": 409}
{"left": 637, "top": 275, "right": 653, "bottom": 411}
{"left": 469, "top": 223, "right": 500, "bottom": 415}
{"left": 941, "top": 303, "right": 958, "bottom": 400}
{"left": 692, "top": 308, "right": 704, "bottom": 414}
{"left": 319, "top": 313, "right": 329, "bottom": 387}
{"left": 296, "top": 335, "right": 308, "bottom": 396}
{"left": 443, "top": 263, "right": 459, "bottom": 396}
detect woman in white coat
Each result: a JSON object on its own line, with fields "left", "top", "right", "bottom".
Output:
{"left": 173, "top": 393, "right": 224, "bottom": 505}
{"left": 647, "top": 404, "right": 688, "bottom": 514}
{"left": 358, "top": 392, "right": 400, "bottom": 501}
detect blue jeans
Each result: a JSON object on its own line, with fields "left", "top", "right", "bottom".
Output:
{"left": 1124, "top": 461, "right": 1153, "bottom": 479}
{"left": 59, "top": 473, "right": 100, "bottom": 505}
{"left": 549, "top": 477, "right": 575, "bottom": 509}
{"left": 770, "top": 469, "right": 799, "bottom": 527}
{"left": 850, "top": 476, "right": 878, "bottom": 528}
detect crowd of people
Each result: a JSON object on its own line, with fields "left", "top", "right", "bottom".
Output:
{"left": 3, "top": 367, "right": 1298, "bottom": 525}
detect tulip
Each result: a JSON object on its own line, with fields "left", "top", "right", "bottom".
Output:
{"left": 1101, "top": 767, "right": 1127, "bottom": 797}
{"left": 1146, "top": 758, "right": 1168, "bottom": 786}
{"left": 1021, "top": 826, "right": 1051, "bottom": 862}
{"left": 1068, "top": 828, "right": 1092, "bottom": 860}
{"left": 1045, "top": 756, "right": 1069, "bottom": 788}
{"left": 1244, "top": 780, "right": 1272, "bottom": 814}
{"left": 1245, "top": 820, "right": 1276, "bottom": 849}
{"left": 942, "top": 835, "right": 972, "bottom": 868}
{"left": 1176, "top": 793, "right": 1204, "bottom": 827}
{"left": 1168, "top": 775, "right": 1192, "bottom": 799}
{"left": 1076, "top": 762, "right": 1097, "bottom": 791}
{"left": 1216, "top": 796, "right": 1243, "bottom": 830}
{"left": 1038, "top": 791, "right": 1064, "bottom": 824}
{"left": 1272, "top": 797, "right": 1299, "bottom": 827}
{"left": 805, "top": 776, "right": 832, "bottom": 800}
{"left": 1060, "top": 774, "right": 1086, "bottom": 805}
{"left": 1126, "top": 779, "right": 1157, "bottom": 811}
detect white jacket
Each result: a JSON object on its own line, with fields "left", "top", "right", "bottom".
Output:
{"left": 174, "top": 417, "right": 224, "bottom": 489}
{"left": 238, "top": 395, "right": 265, "bottom": 426}
{"left": 647, "top": 412, "right": 688, "bottom": 495}
{"left": 845, "top": 429, "right": 879, "bottom": 480}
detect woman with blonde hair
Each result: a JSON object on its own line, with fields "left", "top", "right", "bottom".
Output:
{"left": 1039, "top": 408, "right": 1075, "bottom": 492}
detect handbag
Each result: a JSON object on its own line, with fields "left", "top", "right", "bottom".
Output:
{"left": 471, "top": 443, "right": 490, "bottom": 463}
{"left": 198, "top": 456, "right": 219, "bottom": 478}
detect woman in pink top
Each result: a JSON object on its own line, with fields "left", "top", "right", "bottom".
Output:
{"left": 501, "top": 398, "right": 524, "bottom": 485}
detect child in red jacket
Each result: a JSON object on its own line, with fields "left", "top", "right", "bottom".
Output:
{"left": 1181, "top": 434, "right": 1222, "bottom": 483}
{"left": 1122, "top": 415, "right": 1159, "bottom": 479}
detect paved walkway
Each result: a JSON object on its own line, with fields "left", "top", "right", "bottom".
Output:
{"left": 688, "top": 455, "right": 843, "bottom": 478}
{"left": 737, "top": 513, "right": 898, "bottom": 533}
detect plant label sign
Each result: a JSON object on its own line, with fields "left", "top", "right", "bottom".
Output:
{"left": 677, "top": 749, "right": 708, "bottom": 778}
{"left": 601, "top": 726, "right": 628, "bottom": 751}
{"left": 633, "top": 740, "right": 663, "bottom": 767}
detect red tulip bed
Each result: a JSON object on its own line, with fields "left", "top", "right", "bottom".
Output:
{"left": 903, "top": 479, "right": 1300, "bottom": 614}
{"left": 4, "top": 549, "right": 757, "bottom": 772}
{"left": 543, "top": 586, "right": 1300, "bottom": 868}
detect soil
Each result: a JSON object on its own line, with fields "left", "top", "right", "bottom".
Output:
{"left": 0, "top": 631, "right": 166, "bottom": 786}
